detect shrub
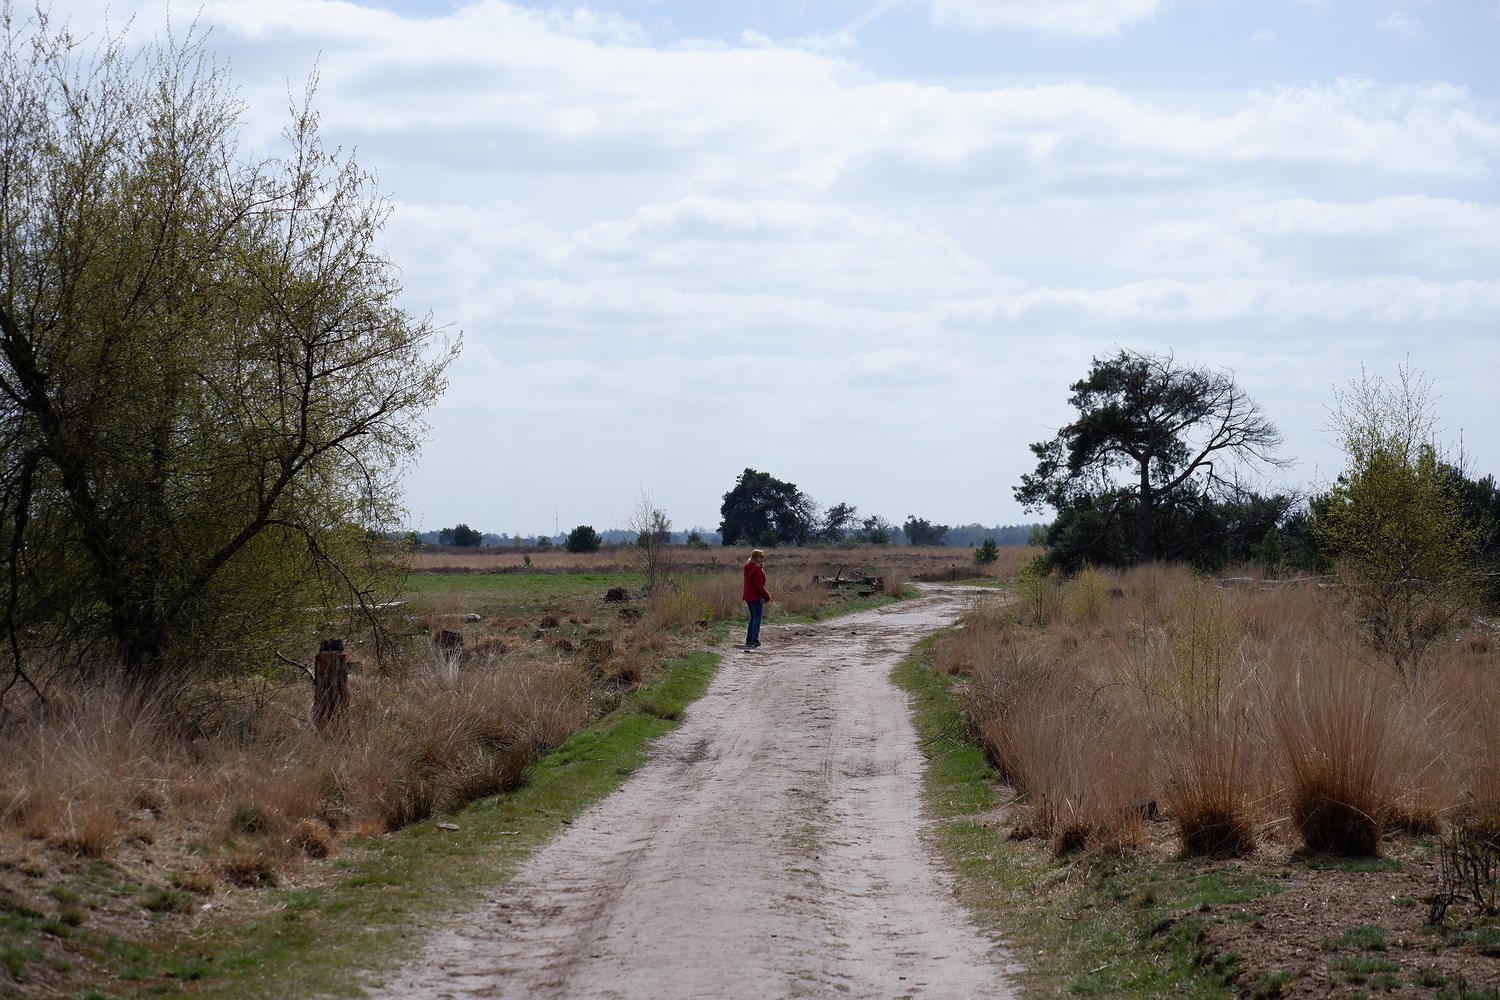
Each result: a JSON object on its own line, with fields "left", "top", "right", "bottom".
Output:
{"left": 1315, "top": 365, "right": 1480, "bottom": 677}
{"left": 973, "top": 538, "right": 1000, "bottom": 566}
{"left": 566, "top": 525, "right": 603, "bottom": 553}
{"left": 0, "top": 22, "right": 452, "bottom": 689}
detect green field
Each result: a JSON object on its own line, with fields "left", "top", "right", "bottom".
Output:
{"left": 402, "top": 573, "right": 642, "bottom": 616}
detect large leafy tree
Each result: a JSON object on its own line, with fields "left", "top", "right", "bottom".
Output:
{"left": 816, "top": 502, "right": 859, "bottom": 544}
{"left": 718, "top": 469, "right": 817, "bottom": 546}
{"left": 1016, "top": 350, "right": 1285, "bottom": 564}
{"left": 0, "top": 18, "right": 456, "bottom": 692}
{"left": 902, "top": 517, "right": 949, "bottom": 546}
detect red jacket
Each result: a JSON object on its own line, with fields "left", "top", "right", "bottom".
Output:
{"left": 742, "top": 560, "right": 771, "bottom": 602}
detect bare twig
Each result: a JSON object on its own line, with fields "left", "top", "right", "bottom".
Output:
{"left": 275, "top": 650, "right": 314, "bottom": 680}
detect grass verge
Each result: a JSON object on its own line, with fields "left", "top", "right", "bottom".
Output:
{"left": 769, "top": 589, "right": 903, "bottom": 625}
{"left": 401, "top": 571, "right": 641, "bottom": 613}
{"left": 87, "top": 649, "right": 722, "bottom": 1000}
{"left": 893, "top": 638, "right": 1281, "bottom": 999}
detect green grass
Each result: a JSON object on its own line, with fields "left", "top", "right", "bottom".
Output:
{"left": 1248, "top": 969, "right": 1299, "bottom": 998}
{"left": 1329, "top": 954, "right": 1398, "bottom": 984}
{"left": 404, "top": 571, "right": 909, "bottom": 631}
{"left": 401, "top": 572, "right": 641, "bottom": 613}
{"left": 87, "top": 648, "right": 723, "bottom": 999}
{"left": 1323, "top": 924, "right": 1389, "bottom": 951}
{"left": 1304, "top": 855, "right": 1402, "bottom": 873}
{"left": 892, "top": 638, "right": 1281, "bottom": 999}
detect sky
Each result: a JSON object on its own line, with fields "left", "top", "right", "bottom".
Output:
{"left": 71, "top": 0, "right": 1500, "bottom": 536}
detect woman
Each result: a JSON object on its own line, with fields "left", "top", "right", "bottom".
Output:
{"left": 742, "top": 548, "right": 772, "bottom": 647}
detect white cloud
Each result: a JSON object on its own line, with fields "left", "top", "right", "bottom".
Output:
{"left": 198, "top": 2, "right": 1500, "bottom": 197}
{"left": 1116, "top": 221, "right": 1265, "bottom": 276}
{"left": 1235, "top": 195, "right": 1500, "bottom": 243}
{"left": 1106, "top": 195, "right": 1500, "bottom": 281}
{"left": 927, "top": 0, "right": 1164, "bottom": 36}
{"left": 1378, "top": 11, "right": 1425, "bottom": 38}
{"left": 59, "top": 0, "right": 1500, "bottom": 527}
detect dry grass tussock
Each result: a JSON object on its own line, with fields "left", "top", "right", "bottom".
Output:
{"left": 0, "top": 648, "right": 595, "bottom": 882}
{"left": 944, "top": 564, "right": 1499, "bottom": 859}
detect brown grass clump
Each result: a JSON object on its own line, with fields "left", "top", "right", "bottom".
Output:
{"left": 0, "top": 651, "right": 597, "bottom": 881}
{"left": 289, "top": 819, "right": 337, "bottom": 858}
{"left": 694, "top": 573, "right": 743, "bottom": 621}
{"left": 951, "top": 562, "right": 1499, "bottom": 860}
{"left": 622, "top": 626, "right": 671, "bottom": 653}
{"left": 1164, "top": 723, "right": 1258, "bottom": 857}
{"left": 962, "top": 593, "right": 1152, "bottom": 856}
{"left": 215, "top": 848, "right": 282, "bottom": 887}
{"left": 764, "top": 570, "right": 829, "bottom": 615}
{"left": 470, "top": 636, "right": 519, "bottom": 657}
{"left": 609, "top": 651, "right": 656, "bottom": 688}
{"left": 1266, "top": 651, "right": 1402, "bottom": 856}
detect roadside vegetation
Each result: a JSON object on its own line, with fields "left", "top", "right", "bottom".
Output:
{"left": 913, "top": 568, "right": 1500, "bottom": 997}
{"left": 911, "top": 359, "right": 1500, "bottom": 997}
{"left": 0, "top": 20, "right": 963, "bottom": 996}
{"left": 0, "top": 541, "right": 950, "bottom": 996}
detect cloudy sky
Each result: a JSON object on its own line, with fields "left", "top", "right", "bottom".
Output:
{"left": 84, "top": 0, "right": 1500, "bottom": 535}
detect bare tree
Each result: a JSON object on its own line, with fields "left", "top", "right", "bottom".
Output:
{"left": 625, "top": 491, "right": 674, "bottom": 594}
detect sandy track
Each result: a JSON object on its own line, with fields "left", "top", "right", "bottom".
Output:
{"left": 370, "top": 586, "right": 1017, "bottom": 1000}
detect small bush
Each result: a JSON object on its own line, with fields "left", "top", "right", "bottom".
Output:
{"left": 289, "top": 819, "right": 336, "bottom": 858}
{"left": 143, "top": 888, "right": 195, "bottom": 913}
{"left": 214, "top": 850, "right": 280, "bottom": 888}
{"left": 1431, "top": 812, "right": 1500, "bottom": 924}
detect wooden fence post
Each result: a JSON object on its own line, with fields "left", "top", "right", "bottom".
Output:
{"left": 314, "top": 638, "right": 348, "bottom": 731}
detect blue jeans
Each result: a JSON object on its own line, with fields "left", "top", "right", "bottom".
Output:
{"left": 745, "top": 599, "right": 764, "bottom": 644}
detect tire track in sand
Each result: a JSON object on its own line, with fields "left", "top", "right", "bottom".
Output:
{"left": 369, "top": 584, "right": 1018, "bottom": 1000}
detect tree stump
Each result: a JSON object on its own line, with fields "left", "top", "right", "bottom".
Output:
{"left": 313, "top": 638, "right": 348, "bottom": 731}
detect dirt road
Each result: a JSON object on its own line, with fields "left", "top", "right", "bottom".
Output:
{"left": 370, "top": 585, "right": 1017, "bottom": 1000}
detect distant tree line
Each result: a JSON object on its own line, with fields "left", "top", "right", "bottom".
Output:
{"left": 715, "top": 468, "right": 1030, "bottom": 548}
{"left": 415, "top": 526, "right": 726, "bottom": 548}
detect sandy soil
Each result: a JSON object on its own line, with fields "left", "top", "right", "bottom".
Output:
{"left": 369, "top": 586, "right": 1017, "bottom": 1000}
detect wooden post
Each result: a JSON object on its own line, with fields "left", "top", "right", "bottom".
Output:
{"left": 313, "top": 638, "right": 348, "bottom": 731}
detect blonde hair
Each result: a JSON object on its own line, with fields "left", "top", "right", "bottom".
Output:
{"left": 749, "top": 549, "right": 765, "bottom": 560}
